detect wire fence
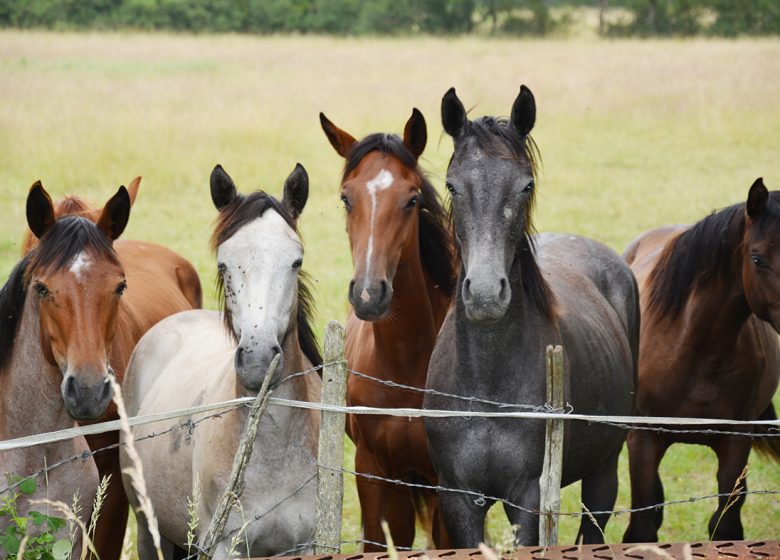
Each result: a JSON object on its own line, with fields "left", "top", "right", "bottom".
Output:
{"left": 2, "top": 357, "right": 779, "bottom": 556}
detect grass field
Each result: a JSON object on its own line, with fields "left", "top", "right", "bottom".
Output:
{"left": 0, "top": 31, "right": 779, "bottom": 552}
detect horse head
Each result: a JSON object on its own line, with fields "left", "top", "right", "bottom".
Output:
{"left": 25, "top": 181, "right": 131, "bottom": 419}
{"left": 320, "top": 109, "right": 429, "bottom": 321}
{"left": 441, "top": 86, "right": 539, "bottom": 323}
{"left": 742, "top": 177, "right": 780, "bottom": 332}
{"left": 210, "top": 164, "right": 309, "bottom": 391}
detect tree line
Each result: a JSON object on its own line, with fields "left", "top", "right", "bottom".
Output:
{"left": 0, "top": 0, "right": 777, "bottom": 36}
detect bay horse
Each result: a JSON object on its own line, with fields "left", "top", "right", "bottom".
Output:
{"left": 2, "top": 180, "right": 202, "bottom": 560}
{"left": 622, "top": 177, "right": 780, "bottom": 542}
{"left": 121, "top": 164, "right": 321, "bottom": 559}
{"left": 424, "top": 86, "right": 639, "bottom": 546}
{"left": 319, "top": 109, "right": 455, "bottom": 550}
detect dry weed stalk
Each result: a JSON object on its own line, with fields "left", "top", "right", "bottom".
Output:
{"left": 111, "top": 378, "right": 164, "bottom": 560}
{"left": 380, "top": 520, "right": 399, "bottom": 560}
{"left": 581, "top": 502, "right": 616, "bottom": 560}
{"left": 29, "top": 498, "right": 98, "bottom": 560}
{"left": 186, "top": 476, "right": 202, "bottom": 555}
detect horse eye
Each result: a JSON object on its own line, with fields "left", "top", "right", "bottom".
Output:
{"left": 752, "top": 254, "right": 769, "bottom": 268}
{"left": 340, "top": 194, "right": 351, "bottom": 211}
{"left": 523, "top": 180, "right": 535, "bottom": 193}
{"left": 217, "top": 263, "right": 227, "bottom": 275}
{"left": 34, "top": 282, "right": 50, "bottom": 298}
{"left": 292, "top": 258, "right": 303, "bottom": 270}
{"left": 445, "top": 182, "right": 456, "bottom": 195}
{"left": 116, "top": 281, "right": 127, "bottom": 296}
{"left": 405, "top": 196, "right": 418, "bottom": 209}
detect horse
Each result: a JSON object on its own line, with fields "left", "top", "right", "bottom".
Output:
{"left": 622, "top": 177, "right": 780, "bottom": 542}
{"left": 121, "top": 164, "right": 322, "bottom": 559}
{"left": 320, "top": 109, "right": 455, "bottom": 550}
{"left": 1, "top": 180, "right": 202, "bottom": 560}
{"left": 424, "top": 86, "right": 639, "bottom": 547}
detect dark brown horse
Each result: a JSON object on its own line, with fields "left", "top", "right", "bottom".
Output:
{"left": 7, "top": 180, "right": 201, "bottom": 560}
{"left": 623, "top": 177, "right": 780, "bottom": 542}
{"left": 320, "top": 110, "right": 455, "bottom": 550}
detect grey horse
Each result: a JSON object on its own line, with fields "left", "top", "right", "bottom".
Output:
{"left": 424, "top": 85, "right": 639, "bottom": 546}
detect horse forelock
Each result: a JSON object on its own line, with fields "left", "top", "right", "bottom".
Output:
{"left": 212, "top": 191, "right": 322, "bottom": 366}
{"left": 28, "top": 216, "right": 120, "bottom": 276}
{"left": 343, "top": 133, "right": 456, "bottom": 297}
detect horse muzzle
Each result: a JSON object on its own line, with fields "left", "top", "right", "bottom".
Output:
{"left": 462, "top": 271, "right": 511, "bottom": 323}
{"left": 61, "top": 366, "right": 114, "bottom": 420}
{"left": 349, "top": 278, "right": 393, "bottom": 321}
{"left": 235, "top": 341, "right": 283, "bottom": 391}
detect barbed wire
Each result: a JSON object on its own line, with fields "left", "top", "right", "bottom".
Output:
{"left": 325, "top": 463, "right": 780, "bottom": 518}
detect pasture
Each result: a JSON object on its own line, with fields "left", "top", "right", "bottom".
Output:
{"left": 0, "top": 31, "right": 779, "bottom": 551}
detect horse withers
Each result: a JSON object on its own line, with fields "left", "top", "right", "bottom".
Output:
{"left": 424, "top": 86, "right": 639, "bottom": 547}
{"left": 1, "top": 180, "right": 201, "bottom": 555}
{"left": 320, "top": 109, "right": 455, "bottom": 550}
{"left": 622, "top": 178, "right": 780, "bottom": 542}
{"left": 121, "top": 164, "right": 321, "bottom": 559}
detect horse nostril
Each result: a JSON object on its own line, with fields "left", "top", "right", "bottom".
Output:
{"left": 348, "top": 279, "right": 356, "bottom": 297}
{"left": 272, "top": 344, "right": 282, "bottom": 356}
{"left": 463, "top": 278, "right": 472, "bottom": 301}
{"left": 499, "top": 277, "right": 508, "bottom": 302}
{"left": 379, "top": 280, "right": 388, "bottom": 302}
{"left": 235, "top": 347, "right": 245, "bottom": 369}
{"left": 64, "top": 376, "right": 77, "bottom": 400}
{"left": 101, "top": 378, "right": 112, "bottom": 400}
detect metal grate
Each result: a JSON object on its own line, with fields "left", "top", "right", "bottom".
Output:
{"left": 263, "top": 540, "right": 780, "bottom": 560}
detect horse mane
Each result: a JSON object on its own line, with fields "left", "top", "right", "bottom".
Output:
{"left": 22, "top": 195, "right": 99, "bottom": 254}
{"left": 645, "top": 197, "right": 780, "bottom": 319}
{"left": 343, "top": 133, "right": 456, "bottom": 296}
{"left": 0, "top": 257, "right": 30, "bottom": 372}
{"left": 453, "top": 117, "right": 556, "bottom": 320}
{"left": 211, "top": 191, "right": 323, "bottom": 367}
{"left": 1, "top": 216, "right": 120, "bottom": 373}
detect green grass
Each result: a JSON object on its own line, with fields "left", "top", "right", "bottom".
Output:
{"left": 0, "top": 31, "right": 778, "bottom": 552}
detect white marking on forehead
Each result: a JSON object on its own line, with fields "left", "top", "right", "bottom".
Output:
{"left": 364, "top": 169, "right": 395, "bottom": 281}
{"left": 69, "top": 252, "right": 91, "bottom": 281}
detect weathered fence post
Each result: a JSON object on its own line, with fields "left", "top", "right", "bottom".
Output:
{"left": 199, "top": 354, "right": 281, "bottom": 559}
{"left": 539, "top": 344, "right": 564, "bottom": 547}
{"left": 314, "top": 321, "right": 348, "bottom": 554}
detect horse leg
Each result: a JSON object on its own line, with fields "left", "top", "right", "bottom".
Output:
{"left": 623, "top": 430, "right": 669, "bottom": 543}
{"left": 87, "top": 432, "right": 128, "bottom": 560}
{"left": 354, "top": 451, "right": 415, "bottom": 551}
{"left": 438, "top": 489, "right": 491, "bottom": 548}
{"left": 425, "top": 490, "right": 452, "bottom": 548}
{"left": 578, "top": 445, "right": 621, "bottom": 544}
{"left": 503, "top": 476, "right": 542, "bottom": 546}
{"left": 707, "top": 437, "right": 751, "bottom": 540}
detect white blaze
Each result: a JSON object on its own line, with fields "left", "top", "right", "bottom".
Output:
{"left": 69, "top": 252, "right": 91, "bottom": 281}
{"left": 364, "top": 169, "right": 394, "bottom": 280}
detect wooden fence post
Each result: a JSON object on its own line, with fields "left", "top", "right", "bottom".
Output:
{"left": 314, "top": 321, "right": 348, "bottom": 554}
{"left": 539, "top": 344, "right": 564, "bottom": 547}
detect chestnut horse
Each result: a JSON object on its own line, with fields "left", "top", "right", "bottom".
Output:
{"left": 320, "top": 109, "right": 455, "bottom": 550}
{"left": 623, "top": 177, "right": 780, "bottom": 542}
{"left": 4, "top": 180, "right": 202, "bottom": 560}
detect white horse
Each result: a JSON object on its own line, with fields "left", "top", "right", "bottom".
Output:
{"left": 120, "top": 164, "right": 322, "bottom": 559}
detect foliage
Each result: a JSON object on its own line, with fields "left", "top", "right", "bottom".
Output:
{"left": 0, "top": 0, "right": 776, "bottom": 36}
{"left": 0, "top": 477, "right": 71, "bottom": 560}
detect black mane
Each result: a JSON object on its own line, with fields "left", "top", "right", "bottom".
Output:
{"left": 453, "top": 117, "right": 555, "bottom": 320}
{"left": 212, "top": 191, "right": 322, "bottom": 367}
{"left": 343, "top": 133, "right": 456, "bottom": 296}
{"left": 646, "top": 196, "right": 780, "bottom": 319}
{"left": 0, "top": 216, "right": 120, "bottom": 372}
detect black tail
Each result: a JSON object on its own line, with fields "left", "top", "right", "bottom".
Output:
{"left": 753, "top": 403, "right": 780, "bottom": 463}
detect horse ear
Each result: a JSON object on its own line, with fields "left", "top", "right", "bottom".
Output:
{"left": 320, "top": 113, "right": 357, "bottom": 158}
{"left": 510, "top": 85, "right": 536, "bottom": 137}
{"left": 441, "top": 87, "right": 468, "bottom": 139}
{"left": 403, "top": 108, "right": 427, "bottom": 160}
{"left": 746, "top": 177, "right": 768, "bottom": 218}
{"left": 97, "top": 186, "right": 131, "bottom": 241}
{"left": 210, "top": 165, "right": 238, "bottom": 210}
{"left": 26, "top": 181, "right": 56, "bottom": 239}
{"left": 126, "top": 176, "right": 141, "bottom": 206}
{"left": 283, "top": 163, "right": 309, "bottom": 220}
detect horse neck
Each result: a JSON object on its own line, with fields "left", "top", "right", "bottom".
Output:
{"left": 369, "top": 237, "right": 446, "bottom": 376}
{"left": 0, "top": 294, "right": 73, "bottom": 439}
